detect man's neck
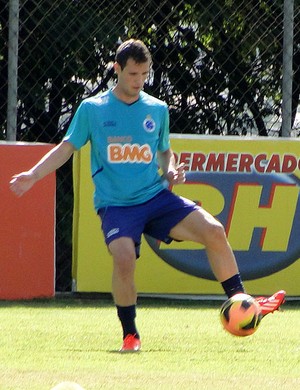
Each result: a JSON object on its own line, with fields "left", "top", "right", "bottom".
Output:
{"left": 112, "top": 86, "right": 140, "bottom": 105}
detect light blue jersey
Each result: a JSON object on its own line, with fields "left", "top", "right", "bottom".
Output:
{"left": 64, "top": 89, "right": 170, "bottom": 210}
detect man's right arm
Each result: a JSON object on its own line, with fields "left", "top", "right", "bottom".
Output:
{"left": 10, "top": 141, "right": 75, "bottom": 197}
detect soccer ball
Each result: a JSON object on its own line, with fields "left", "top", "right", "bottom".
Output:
{"left": 220, "top": 293, "right": 262, "bottom": 337}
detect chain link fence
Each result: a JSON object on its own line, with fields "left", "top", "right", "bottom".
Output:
{"left": 1, "top": 0, "right": 300, "bottom": 291}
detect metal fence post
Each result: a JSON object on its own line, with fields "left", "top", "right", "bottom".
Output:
{"left": 6, "top": 0, "right": 19, "bottom": 141}
{"left": 282, "top": 0, "right": 294, "bottom": 137}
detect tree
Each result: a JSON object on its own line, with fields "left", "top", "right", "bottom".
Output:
{"left": 120, "top": 0, "right": 289, "bottom": 136}
{"left": 3, "top": 0, "right": 297, "bottom": 139}
{"left": 16, "top": 0, "right": 125, "bottom": 143}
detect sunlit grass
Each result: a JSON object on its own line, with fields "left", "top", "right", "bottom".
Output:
{"left": 0, "top": 298, "right": 298, "bottom": 390}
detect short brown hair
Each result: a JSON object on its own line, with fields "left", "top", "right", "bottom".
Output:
{"left": 115, "top": 39, "right": 152, "bottom": 69}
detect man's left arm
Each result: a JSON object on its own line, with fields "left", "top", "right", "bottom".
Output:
{"left": 157, "top": 149, "right": 186, "bottom": 185}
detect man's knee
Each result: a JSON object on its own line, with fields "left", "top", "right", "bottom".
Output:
{"left": 204, "top": 219, "right": 227, "bottom": 246}
{"left": 110, "top": 238, "right": 136, "bottom": 276}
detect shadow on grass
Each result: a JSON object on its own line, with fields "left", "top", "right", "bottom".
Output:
{"left": 0, "top": 292, "right": 298, "bottom": 310}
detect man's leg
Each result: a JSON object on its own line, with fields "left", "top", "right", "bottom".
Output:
{"left": 108, "top": 237, "right": 141, "bottom": 352}
{"left": 169, "top": 208, "right": 244, "bottom": 296}
{"left": 109, "top": 237, "right": 137, "bottom": 306}
{"left": 169, "top": 208, "right": 286, "bottom": 312}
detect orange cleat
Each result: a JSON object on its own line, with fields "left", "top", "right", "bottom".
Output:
{"left": 119, "top": 334, "right": 141, "bottom": 353}
{"left": 256, "top": 290, "right": 286, "bottom": 316}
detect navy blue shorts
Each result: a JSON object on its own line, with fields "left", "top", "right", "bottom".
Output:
{"left": 98, "top": 189, "right": 199, "bottom": 258}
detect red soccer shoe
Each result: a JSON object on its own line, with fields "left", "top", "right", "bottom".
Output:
{"left": 256, "top": 290, "right": 286, "bottom": 316}
{"left": 119, "top": 334, "right": 141, "bottom": 353}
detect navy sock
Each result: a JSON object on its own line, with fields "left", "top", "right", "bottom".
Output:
{"left": 116, "top": 304, "right": 140, "bottom": 339}
{"left": 221, "top": 273, "right": 245, "bottom": 298}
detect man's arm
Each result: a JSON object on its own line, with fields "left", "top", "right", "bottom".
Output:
{"left": 157, "top": 148, "right": 185, "bottom": 185}
{"left": 10, "top": 141, "right": 75, "bottom": 197}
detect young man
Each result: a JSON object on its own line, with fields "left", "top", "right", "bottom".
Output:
{"left": 10, "top": 39, "right": 285, "bottom": 352}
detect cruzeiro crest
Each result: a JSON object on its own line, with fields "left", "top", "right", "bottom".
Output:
{"left": 143, "top": 115, "right": 156, "bottom": 133}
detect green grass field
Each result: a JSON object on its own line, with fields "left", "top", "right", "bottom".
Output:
{"left": 0, "top": 297, "right": 298, "bottom": 390}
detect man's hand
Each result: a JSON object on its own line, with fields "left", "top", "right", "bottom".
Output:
{"left": 10, "top": 171, "right": 37, "bottom": 197}
{"left": 9, "top": 141, "right": 75, "bottom": 197}
{"left": 165, "top": 163, "right": 186, "bottom": 185}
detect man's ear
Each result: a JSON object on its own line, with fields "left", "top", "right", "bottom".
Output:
{"left": 113, "top": 62, "right": 121, "bottom": 74}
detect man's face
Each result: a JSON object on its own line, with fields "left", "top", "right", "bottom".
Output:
{"left": 114, "top": 58, "right": 150, "bottom": 99}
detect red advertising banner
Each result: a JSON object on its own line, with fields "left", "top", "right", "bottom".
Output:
{"left": 0, "top": 142, "right": 56, "bottom": 299}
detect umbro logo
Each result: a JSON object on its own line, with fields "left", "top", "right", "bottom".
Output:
{"left": 107, "top": 228, "right": 120, "bottom": 239}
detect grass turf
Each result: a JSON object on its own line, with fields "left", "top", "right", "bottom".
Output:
{"left": 0, "top": 297, "right": 298, "bottom": 390}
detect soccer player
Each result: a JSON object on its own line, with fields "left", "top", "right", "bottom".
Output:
{"left": 10, "top": 39, "right": 285, "bottom": 352}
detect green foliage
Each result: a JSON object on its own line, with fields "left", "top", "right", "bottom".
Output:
{"left": 0, "top": 0, "right": 294, "bottom": 139}
{"left": 16, "top": 0, "right": 124, "bottom": 143}
{"left": 121, "top": 0, "right": 288, "bottom": 136}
